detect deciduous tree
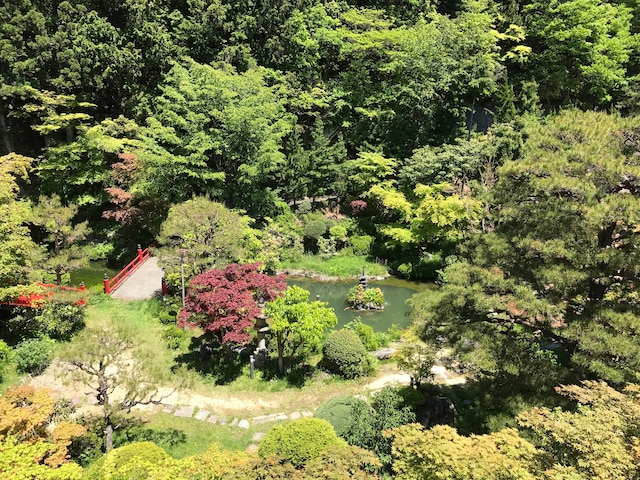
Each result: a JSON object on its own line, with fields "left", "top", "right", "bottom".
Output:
{"left": 0, "top": 153, "right": 39, "bottom": 286}
{"left": 178, "top": 263, "right": 286, "bottom": 348}
{"left": 264, "top": 285, "right": 337, "bottom": 374}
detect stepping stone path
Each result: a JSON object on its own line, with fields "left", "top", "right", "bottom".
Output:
{"left": 159, "top": 400, "right": 315, "bottom": 445}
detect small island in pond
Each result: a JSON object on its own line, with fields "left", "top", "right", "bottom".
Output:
{"left": 345, "top": 271, "right": 385, "bottom": 311}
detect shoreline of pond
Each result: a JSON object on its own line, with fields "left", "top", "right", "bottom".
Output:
{"left": 276, "top": 268, "right": 390, "bottom": 283}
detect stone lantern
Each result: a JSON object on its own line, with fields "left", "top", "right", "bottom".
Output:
{"left": 254, "top": 297, "right": 270, "bottom": 368}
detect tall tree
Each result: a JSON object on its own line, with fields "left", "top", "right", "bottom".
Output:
{"left": 135, "top": 59, "right": 294, "bottom": 218}
{"left": 524, "top": 0, "right": 634, "bottom": 107}
{"left": 32, "top": 194, "right": 91, "bottom": 285}
{"left": 415, "top": 110, "right": 640, "bottom": 384}
{"left": 0, "top": 153, "right": 39, "bottom": 287}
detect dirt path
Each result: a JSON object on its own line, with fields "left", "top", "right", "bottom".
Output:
{"left": 27, "top": 356, "right": 464, "bottom": 422}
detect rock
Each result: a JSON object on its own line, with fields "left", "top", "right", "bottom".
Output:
{"left": 372, "top": 347, "right": 396, "bottom": 360}
{"left": 195, "top": 409, "right": 210, "bottom": 421}
{"left": 174, "top": 406, "right": 195, "bottom": 418}
{"left": 238, "top": 419, "right": 250, "bottom": 429}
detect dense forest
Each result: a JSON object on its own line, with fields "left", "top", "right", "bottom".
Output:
{"left": 2, "top": 0, "right": 640, "bottom": 477}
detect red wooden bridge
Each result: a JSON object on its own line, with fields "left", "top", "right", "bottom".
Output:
{"left": 104, "top": 245, "right": 164, "bottom": 300}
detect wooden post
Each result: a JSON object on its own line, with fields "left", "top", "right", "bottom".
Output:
{"left": 137, "top": 243, "right": 143, "bottom": 261}
{"left": 80, "top": 282, "right": 86, "bottom": 291}
{"left": 103, "top": 274, "right": 111, "bottom": 294}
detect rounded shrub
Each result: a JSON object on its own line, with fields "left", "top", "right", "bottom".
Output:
{"left": 313, "top": 395, "right": 367, "bottom": 437}
{"left": 304, "top": 219, "right": 327, "bottom": 240}
{"left": 259, "top": 418, "right": 345, "bottom": 467}
{"left": 348, "top": 235, "right": 373, "bottom": 256}
{"left": 14, "top": 337, "right": 54, "bottom": 375}
{"left": 322, "top": 329, "right": 375, "bottom": 379}
{"left": 344, "top": 319, "right": 379, "bottom": 351}
{"left": 83, "top": 441, "right": 172, "bottom": 479}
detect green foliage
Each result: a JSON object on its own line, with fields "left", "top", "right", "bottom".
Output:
{"left": 31, "top": 194, "right": 91, "bottom": 285}
{"left": 264, "top": 285, "right": 337, "bottom": 374}
{"left": 346, "top": 285, "right": 384, "bottom": 310}
{"left": 517, "top": 381, "right": 640, "bottom": 479}
{"left": 14, "top": 337, "right": 54, "bottom": 375}
{"left": 0, "top": 437, "right": 83, "bottom": 480}
{"left": 394, "top": 339, "right": 436, "bottom": 387}
{"left": 348, "top": 235, "right": 373, "bottom": 256}
{"left": 394, "top": 252, "right": 444, "bottom": 280}
{"left": 135, "top": 59, "right": 294, "bottom": 218}
{"left": 162, "top": 325, "right": 186, "bottom": 350}
{"left": 303, "top": 219, "right": 327, "bottom": 240}
{"left": 258, "top": 418, "right": 346, "bottom": 468}
{"left": 344, "top": 318, "right": 379, "bottom": 351}
{"left": 322, "top": 329, "right": 374, "bottom": 379}
{"left": 416, "top": 110, "right": 640, "bottom": 386}
{"left": 0, "top": 154, "right": 39, "bottom": 287}
{"left": 156, "top": 197, "right": 255, "bottom": 278}
{"left": 314, "top": 396, "right": 367, "bottom": 437}
{"left": 83, "top": 441, "right": 174, "bottom": 480}
{"left": 86, "top": 243, "right": 115, "bottom": 261}
{"left": 344, "top": 387, "right": 416, "bottom": 472}
{"left": 0, "top": 340, "right": 11, "bottom": 381}
{"left": 525, "top": 0, "right": 634, "bottom": 106}
{"left": 158, "top": 310, "right": 177, "bottom": 325}
{"left": 36, "top": 302, "right": 85, "bottom": 340}
{"left": 388, "top": 424, "right": 539, "bottom": 479}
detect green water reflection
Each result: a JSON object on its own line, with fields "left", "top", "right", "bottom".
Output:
{"left": 285, "top": 276, "right": 436, "bottom": 332}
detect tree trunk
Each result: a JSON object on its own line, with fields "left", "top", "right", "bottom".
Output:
{"left": 277, "top": 336, "right": 285, "bottom": 375}
{"left": 105, "top": 417, "right": 114, "bottom": 453}
{"left": 0, "top": 108, "right": 13, "bottom": 155}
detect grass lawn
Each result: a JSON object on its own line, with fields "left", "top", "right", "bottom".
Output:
{"left": 130, "top": 412, "right": 266, "bottom": 458}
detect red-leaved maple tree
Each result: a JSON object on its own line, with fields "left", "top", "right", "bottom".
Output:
{"left": 178, "top": 263, "right": 286, "bottom": 346}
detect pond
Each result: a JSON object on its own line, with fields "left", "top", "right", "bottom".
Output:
{"left": 285, "top": 276, "right": 437, "bottom": 332}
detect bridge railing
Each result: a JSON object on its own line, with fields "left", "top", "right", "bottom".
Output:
{"left": 103, "top": 244, "right": 150, "bottom": 294}
{"left": 2, "top": 283, "right": 86, "bottom": 308}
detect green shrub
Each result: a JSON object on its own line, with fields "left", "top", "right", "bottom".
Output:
{"left": 158, "top": 311, "right": 176, "bottom": 325}
{"left": 314, "top": 396, "right": 367, "bottom": 437}
{"left": 36, "top": 302, "right": 85, "bottom": 340}
{"left": 386, "top": 324, "right": 403, "bottom": 342}
{"left": 14, "top": 337, "right": 54, "bottom": 375}
{"left": 348, "top": 235, "right": 373, "bottom": 256}
{"left": 322, "top": 329, "right": 374, "bottom": 379}
{"left": 0, "top": 340, "right": 11, "bottom": 381}
{"left": 162, "top": 325, "right": 186, "bottom": 349}
{"left": 304, "top": 219, "right": 327, "bottom": 240}
{"left": 83, "top": 441, "right": 172, "bottom": 479}
{"left": 344, "top": 318, "right": 379, "bottom": 351}
{"left": 87, "top": 242, "right": 115, "bottom": 261}
{"left": 258, "top": 418, "right": 345, "bottom": 467}
{"left": 328, "top": 225, "right": 347, "bottom": 241}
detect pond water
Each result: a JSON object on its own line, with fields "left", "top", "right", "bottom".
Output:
{"left": 285, "top": 276, "right": 437, "bottom": 332}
